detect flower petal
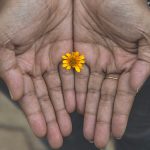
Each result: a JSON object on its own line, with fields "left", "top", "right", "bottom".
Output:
{"left": 66, "top": 53, "right": 71, "bottom": 57}
{"left": 62, "top": 55, "right": 67, "bottom": 59}
{"left": 73, "top": 52, "right": 79, "bottom": 56}
{"left": 78, "top": 64, "right": 83, "bottom": 68}
{"left": 63, "top": 60, "right": 69, "bottom": 63}
{"left": 79, "top": 55, "right": 85, "bottom": 60}
{"left": 79, "top": 60, "right": 85, "bottom": 63}
{"left": 62, "top": 64, "right": 68, "bottom": 68}
{"left": 75, "top": 66, "right": 81, "bottom": 72}
{"left": 66, "top": 66, "right": 71, "bottom": 70}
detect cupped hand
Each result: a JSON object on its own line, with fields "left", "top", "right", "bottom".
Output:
{"left": 74, "top": 0, "right": 150, "bottom": 148}
{"left": 0, "top": 0, "right": 75, "bottom": 148}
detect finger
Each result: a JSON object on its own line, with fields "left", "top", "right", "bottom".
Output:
{"left": 0, "top": 48, "right": 23, "bottom": 100}
{"left": 94, "top": 75, "right": 118, "bottom": 148}
{"left": 112, "top": 73, "right": 137, "bottom": 138}
{"left": 75, "top": 65, "right": 89, "bottom": 114}
{"left": 130, "top": 60, "right": 150, "bottom": 91}
{"left": 19, "top": 75, "right": 46, "bottom": 137}
{"left": 59, "top": 65, "right": 76, "bottom": 113}
{"left": 33, "top": 75, "right": 63, "bottom": 149}
{"left": 44, "top": 69, "right": 72, "bottom": 137}
{"left": 84, "top": 71, "right": 105, "bottom": 140}
{"left": 112, "top": 57, "right": 150, "bottom": 138}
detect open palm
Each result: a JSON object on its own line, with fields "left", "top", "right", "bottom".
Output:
{"left": 0, "top": 0, "right": 74, "bottom": 148}
{"left": 74, "top": 0, "right": 150, "bottom": 148}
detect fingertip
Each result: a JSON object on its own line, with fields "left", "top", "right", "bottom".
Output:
{"left": 76, "top": 93, "right": 86, "bottom": 114}
{"left": 3, "top": 69, "right": 24, "bottom": 101}
{"left": 83, "top": 123, "right": 92, "bottom": 140}
{"left": 112, "top": 114, "right": 127, "bottom": 139}
{"left": 64, "top": 91, "right": 76, "bottom": 113}
{"left": 57, "top": 110, "right": 72, "bottom": 137}
{"left": 84, "top": 106, "right": 100, "bottom": 140}
{"left": 130, "top": 60, "right": 150, "bottom": 92}
{"left": 94, "top": 124, "right": 110, "bottom": 149}
{"left": 47, "top": 122, "right": 63, "bottom": 149}
{"left": 28, "top": 113, "right": 47, "bottom": 137}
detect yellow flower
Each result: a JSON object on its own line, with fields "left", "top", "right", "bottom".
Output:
{"left": 62, "top": 52, "right": 85, "bottom": 72}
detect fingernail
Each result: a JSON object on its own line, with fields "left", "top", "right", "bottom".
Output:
{"left": 89, "top": 140, "right": 94, "bottom": 143}
{"left": 9, "top": 89, "right": 13, "bottom": 100}
{"left": 116, "top": 137, "right": 122, "bottom": 140}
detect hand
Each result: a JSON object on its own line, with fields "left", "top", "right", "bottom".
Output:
{"left": 74, "top": 0, "right": 150, "bottom": 148}
{"left": 0, "top": 0, "right": 75, "bottom": 148}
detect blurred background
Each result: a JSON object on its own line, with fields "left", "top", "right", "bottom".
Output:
{"left": 0, "top": 80, "right": 115, "bottom": 150}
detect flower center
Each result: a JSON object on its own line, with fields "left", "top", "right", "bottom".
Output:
{"left": 70, "top": 58, "right": 77, "bottom": 66}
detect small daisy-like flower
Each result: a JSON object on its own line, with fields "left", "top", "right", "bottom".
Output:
{"left": 62, "top": 52, "right": 85, "bottom": 72}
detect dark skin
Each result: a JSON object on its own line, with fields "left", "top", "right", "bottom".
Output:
{"left": 74, "top": 0, "right": 150, "bottom": 148}
{"left": 0, "top": 0, "right": 75, "bottom": 149}
{"left": 0, "top": 0, "right": 150, "bottom": 149}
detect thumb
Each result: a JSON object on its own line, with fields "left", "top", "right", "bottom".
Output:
{"left": 130, "top": 60, "right": 150, "bottom": 92}
{"left": 130, "top": 39, "right": 150, "bottom": 91}
{"left": 0, "top": 47, "right": 24, "bottom": 100}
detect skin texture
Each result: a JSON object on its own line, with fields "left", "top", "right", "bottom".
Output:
{"left": 0, "top": 0, "right": 75, "bottom": 149}
{"left": 74, "top": 0, "right": 150, "bottom": 148}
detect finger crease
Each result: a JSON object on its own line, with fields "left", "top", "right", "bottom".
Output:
{"left": 88, "top": 88, "right": 100, "bottom": 94}
{"left": 85, "top": 111, "right": 96, "bottom": 116}
{"left": 63, "top": 88, "right": 74, "bottom": 92}
{"left": 96, "top": 120, "right": 110, "bottom": 125}
{"left": 1, "top": 63, "right": 18, "bottom": 74}
{"left": 47, "top": 118, "right": 57, "bottom": 125}
{"left": 38, "top": 95, "right": 50, "bottom": 102}
{"left": 48, "top": 86, "right": 62, "bottom": 92}
{"left": 76, "top": 90, "right": 87, "bottom": 94}
{"left": 117, "top": 90, "right": 135, "bottom": 97}
{"left": 44, "top": 69, "right": 58, "bottom": 78}
{"left": 76, "top": 74, "right": 89, "bottom": 79}
{"left": 24, "top": 90, "right": 35, "bottom": 97}
{"left": 56, "top": 107, "right": 66, "bottom": 114}
{"left": 113, "top": 111, "right": 129, "bottom": 117}
{"left": 27, "top": 110, "right": 42, "bottom": 117}
{"left": 100, "top": 94, "right": 116, "bottom": 102}
{"left": 91, "top": 72, "right": 105, "bottom": 78}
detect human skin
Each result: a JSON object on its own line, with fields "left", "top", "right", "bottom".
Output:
{"left": 0, "top": 0, "right": 75, "bottom": 149}
{"left": 74, "top": 0, "right": 150, "bottom": 148}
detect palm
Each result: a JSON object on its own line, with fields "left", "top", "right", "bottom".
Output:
{"left": 0, "top": 0, "right": 74, "bottom": 148}
{"left": 74, "top": 0, "right": 150, "bottom": 148}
